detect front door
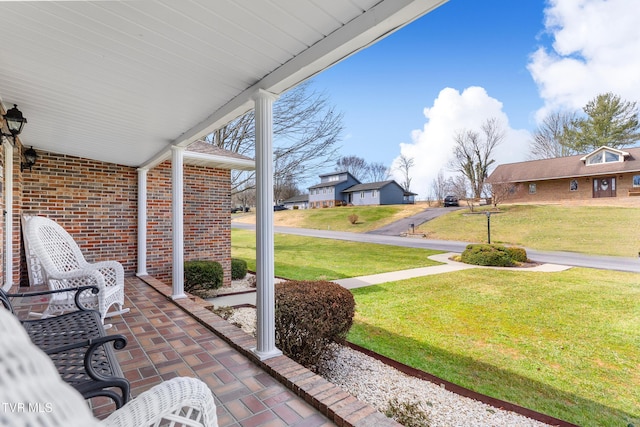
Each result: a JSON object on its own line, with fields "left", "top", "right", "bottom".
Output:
{"left": 593, "top": 176, "right": 616, "bottom": 198}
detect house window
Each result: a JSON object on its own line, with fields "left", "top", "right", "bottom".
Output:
{"left": 605, "top": 151, "right": 621, "bottom": 162}
{"left": 328, "top": 175, "right": 339, "bottom": 182}
{"left": 570, "top": 179, "right": 578, "bottom": 191}
{"left": 529, "top": 183, "right": 536, "bottom": 194}
{"left": 634, "top": 175, "right": 640, "bottom": 187}
{"left": 360, "top": 192, "right": 365, "bottom": 199}
{"left": 586, "top": 150, "right": 622, "bottom": 165}
{"left": 587, "top": 152, "right": 603, "bottom": 165}
{"left": 372, "top": 190, "right": 377, "bottom": 198}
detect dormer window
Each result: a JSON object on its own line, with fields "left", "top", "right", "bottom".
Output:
{"left": 582, "top": 147, "right": 628, "bottom": 165}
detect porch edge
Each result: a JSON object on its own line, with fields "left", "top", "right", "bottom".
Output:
{"left": 137, "top": 275, "right": 401, "bottom": 427}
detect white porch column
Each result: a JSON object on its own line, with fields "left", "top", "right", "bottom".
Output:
{"left": 171, "top": 146, "right": 187, "bottom": 299}
{"left": 253, "top": 89, "right": 282, "bottom": 360}
{"left": 136, "top": 167, "right": 148, "bottom": 276}
{"left": 2, "top": 141, "right": 13, "bottom": 291}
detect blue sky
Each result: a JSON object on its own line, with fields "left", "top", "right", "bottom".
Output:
{"left": 308, "top": 0, "right": 640, "bottom": 199}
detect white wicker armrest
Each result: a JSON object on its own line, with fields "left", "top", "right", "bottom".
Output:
{"left": 46, "top": 268, "right": 106, "bottom": 286}
{"left": 101, "top": 377, "right": 218, "bottom": 427}
{"left": 88, "top": 260, "right": 125, "bottom": 288}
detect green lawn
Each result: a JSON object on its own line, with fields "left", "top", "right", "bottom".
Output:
{"left": 348, "top": 268, "right": 640, "bottom": 427}
{"left": 231, "top": 229, "right": 441, "bottom": 280}
{"left": 419, "top": 204, "right": 640, "bottom": 257}
{"left": 292, "top": 205, "right": 424, "bottom": 232}
{"left": 231, "top": 206, "right": 640, "bottom": 426}
{"left": 236, "top": 204, "right": 428, "bottom": 233}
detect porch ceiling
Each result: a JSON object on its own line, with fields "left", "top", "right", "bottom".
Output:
{"left": 0, "top": 0, "right": 447, "bottom": 168}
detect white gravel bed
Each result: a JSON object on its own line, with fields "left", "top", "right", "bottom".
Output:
{"left": 221, "top": 305, "right": 551, "bottom": 427}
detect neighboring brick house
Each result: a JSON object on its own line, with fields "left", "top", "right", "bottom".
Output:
{"left": 14, "top": 140, "right": 252, "bottom": 289}
{"left": 486, "top": 146, "right": 640, "bottom": 203}
{"left": 308, "top": 171, "right": 416, "bottom": 207}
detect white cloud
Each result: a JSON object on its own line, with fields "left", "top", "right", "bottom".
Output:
{"left": 390, "top": 87, "right": 530, "bottom": 200}
{"left": 528, "top": 0, "right": 640, "bottom": 120}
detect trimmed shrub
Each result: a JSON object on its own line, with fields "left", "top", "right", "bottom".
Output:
{"left": 348, "top": 214, "right": 359, "bottom": 224}
{"left": 460, "top": 244, "right": 514, "bottom": 267}
{"left": 184, "top": 260, "right": 223, "bottom": 295}
{"left": 231, "top": 258, "right": 248, "bottom": 280}
{"left": 275, "top": 280, "right": 355, "bottom": 370}
{"left": 506, "top": 246, "right": 528, "bottom": 263}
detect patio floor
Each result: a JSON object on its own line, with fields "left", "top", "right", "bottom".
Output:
{"left": 81, "top": 276, "right": 398, "bottom": 427}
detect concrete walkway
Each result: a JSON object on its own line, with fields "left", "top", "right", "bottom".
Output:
{"left": 209, "top": 253, "right": 571, "bottom": 307}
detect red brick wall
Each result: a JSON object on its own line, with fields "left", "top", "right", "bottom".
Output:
{"left": 501, "top": 173, "right": 640, "bottom": 204}
{"left": 145, "top": 161, "right": 232, "bottom": 287}
{"left": 20, "top": 150, "right": 138, "bottom": 285}
{"left": 16, "top": 148, "right": 232, "bottom": 288}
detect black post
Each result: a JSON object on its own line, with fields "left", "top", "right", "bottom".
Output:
{"left": 485, "top": 211, "right": 491, "bottom": 244}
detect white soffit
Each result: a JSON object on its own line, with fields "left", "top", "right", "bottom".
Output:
{"left": 0, "top": 0, "right": 448, "bottom": 167}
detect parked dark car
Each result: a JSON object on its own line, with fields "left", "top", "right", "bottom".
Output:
{"left": 273, "top": 205, "right": 288, "bottom": 211}
{"left": 443, "top": 195, "right": 459, "bottom": 207}
{"left": 231, "top": 207, "right": 250, "bottom": 213}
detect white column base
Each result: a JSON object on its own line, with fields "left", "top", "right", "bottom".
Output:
{"left": 251, "top": 347, "right": 283, "bottom": 361}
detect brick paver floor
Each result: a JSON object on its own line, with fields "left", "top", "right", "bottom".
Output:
{"left": 98, "top": 277, "right": 336, "bottom": 427}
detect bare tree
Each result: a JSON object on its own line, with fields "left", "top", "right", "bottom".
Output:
{"left": 336, "top": 155, "right": 369, "bottom": 180}
{"left": 274, "top": 172, "right": 300, "bottom": 204}
{"left": 528, "top": 111, "right": 577, "bottom": 159}
{"left": 489, "top": 182, "right": 521, "bottom": 207}
{"left": 232, "top": 173, "right": 256, "bottom": 209}
{"left": 205, "top": 81, "right": 343, "bottom": 195}
{"left": 431, "top": 170, "right": 451, "bottom": 204}
{"left": 395, "top": 154, "right": 414, "bottom": 192}
{"left": 449, "top": 118, "right": 505, "bottom": 199}
{"left": 366, "top": 162, "right": 390, "bottom": 182}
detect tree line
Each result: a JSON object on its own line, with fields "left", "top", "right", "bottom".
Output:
{"left": 203, "top": 82, "right": 639, "bottom": 207}
{"left": 431, "top": 92, "right": 640, "bottom": 204}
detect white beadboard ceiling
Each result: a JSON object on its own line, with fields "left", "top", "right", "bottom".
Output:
{"left": 0, "top": 0, "right": 447, "bottom": 167}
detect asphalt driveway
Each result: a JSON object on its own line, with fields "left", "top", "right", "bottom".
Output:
{"left": 366, "top": 206, "right": 462, "bottom": 236}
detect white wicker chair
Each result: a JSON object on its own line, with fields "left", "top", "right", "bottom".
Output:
{"left": 0, "top": 308, "right": 218, "bottom": 427}
{"left": 23, "top": 215, "right": 128, "bottom": 323}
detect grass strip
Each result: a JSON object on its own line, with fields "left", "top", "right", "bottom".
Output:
{"left": 349, "top": 267, "right": 640, "bottom": 427}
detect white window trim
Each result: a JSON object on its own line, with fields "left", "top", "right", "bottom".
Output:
{"left": 583, "top": 149, "right": 626, "bottom": 165}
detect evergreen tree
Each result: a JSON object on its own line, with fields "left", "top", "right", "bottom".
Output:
{"left": 570, "top": 92, "right": 640, "bottom": 152}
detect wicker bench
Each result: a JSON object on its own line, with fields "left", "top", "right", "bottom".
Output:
{"left": 0, "top": 286, "right": 130, "bottom": 408}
